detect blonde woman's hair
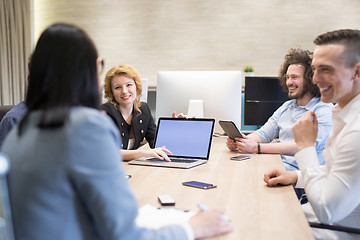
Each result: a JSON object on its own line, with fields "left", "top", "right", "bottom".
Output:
{"left": 103, "top": 64, "right": 143, "bottom": 112}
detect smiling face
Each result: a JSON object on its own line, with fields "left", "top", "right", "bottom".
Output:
{"left": 286, "top": 64, "right": 307, "bottom": 100}
{"left": 111, "top": 74, "right": 137, "bottom": 108}
{"left": 312, "top": 44, "right": 356, "bottom": 107}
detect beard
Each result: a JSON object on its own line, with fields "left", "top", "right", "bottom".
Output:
{"left": 287, "top": 86, "right": 308, "bottom": 100}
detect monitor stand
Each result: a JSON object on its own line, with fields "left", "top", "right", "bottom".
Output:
{"left": 187, "top": 99, "right": 204, "bottom": 118}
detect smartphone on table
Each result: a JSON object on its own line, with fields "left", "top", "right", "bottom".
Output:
{"left": 219, "top": 120, "right": 243, "bottom": 141}
{"left": 182, "top": 181, "right": 217, "bottom": 189}
{"left": 230, "top": 154, "right": 251, "bottom": 161}
{"left": 158, "top": 195, "right": 176, "bottom": 206}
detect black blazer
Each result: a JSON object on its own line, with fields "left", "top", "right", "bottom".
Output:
{"left": 101, "top": 102, "right": 156, "bottom": 149}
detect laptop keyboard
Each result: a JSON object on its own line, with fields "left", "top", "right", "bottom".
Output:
{"left": 147, "top": 157, "right": 198, "bottom": 163}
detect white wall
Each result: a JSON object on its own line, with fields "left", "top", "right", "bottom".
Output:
{"left": 34, "top": 0, "right": 360, "bottom": 87}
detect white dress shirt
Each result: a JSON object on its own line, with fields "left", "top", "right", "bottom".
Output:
{"left": 295, "top": 93, "right": 360, "bottom": 240}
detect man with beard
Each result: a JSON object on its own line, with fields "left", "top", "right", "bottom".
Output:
{"left": 227, "top": 48, "right": 333, "bottom": 171}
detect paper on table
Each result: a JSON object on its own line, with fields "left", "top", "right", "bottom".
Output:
{"left": 136, "top": 204, "right": 196, "bottom": 229}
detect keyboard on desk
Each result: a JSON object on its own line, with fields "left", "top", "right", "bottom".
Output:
{"left": 129, "top": 155, "right": 207, "bottom": 169}
{"left": 147, "top": 157, "right": 198, "bottom": 163}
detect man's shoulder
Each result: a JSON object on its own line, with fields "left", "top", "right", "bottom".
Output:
{"left": 2, "top": 101, "right": 27, "bottom": 121}
{"left": 309, "top": 97, "right": 334, "bottom": 110}
{"left": 278, "top": 99, "right": 296, "bottom": 111}
{"left": 317, "top": 101, "right": 334, "bottom": 108}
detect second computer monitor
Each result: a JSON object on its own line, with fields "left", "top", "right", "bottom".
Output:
{"left": 244, "top": 76, "right": 289, "bottom": 126}
{"left": 156, "top": 71, "right": 242, "bottom": 133}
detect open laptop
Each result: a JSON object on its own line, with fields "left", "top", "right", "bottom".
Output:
{"left": 128, "top": 117, "right": 215, "bottom": 169}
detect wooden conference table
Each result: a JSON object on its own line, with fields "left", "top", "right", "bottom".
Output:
{"left": 123, "top": 137, "right": 314, "bottom": 240}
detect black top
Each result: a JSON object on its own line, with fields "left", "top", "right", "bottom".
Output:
{"left": 100, "top": 102, "right": 157, "bottom": 149}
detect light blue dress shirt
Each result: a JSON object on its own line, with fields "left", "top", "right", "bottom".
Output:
{"left": 255, "top": 97, "right": 333, "bottom": 171}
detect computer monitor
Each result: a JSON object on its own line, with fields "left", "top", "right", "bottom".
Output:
{"left": 156, "top": 71, "right": 242, "bottom": 133}
{"left": 244, "top": 76, "right": 289, "bottom": 126}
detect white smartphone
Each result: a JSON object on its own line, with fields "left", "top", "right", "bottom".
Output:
{"left": 158, "top": 195, "right": 176, "bottom": 206}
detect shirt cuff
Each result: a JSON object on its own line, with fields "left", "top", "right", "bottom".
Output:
{"left": 180, "top": 222, "right": 194, "bottom": 240}
{"left": 294, "top": 146, "right": 320, "bottom": 170}
{"left": 294, "top": 170, "right": 303, "bottom": 188}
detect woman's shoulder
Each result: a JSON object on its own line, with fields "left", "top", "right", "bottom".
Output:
{"left": 139, "top": 102, "right": 151, "bottom": 113}
{"left": 100, "top": 103, "right": 121, "bottom": 119}
{"left": 68, "top": 107, "right": 122, "bottom": 167}
{"left": 70, "top": 107, "right": 117, "bottom": 131}
{"left": 100, "top": 102, "right": 116, "bottom": 111}
{"left": 69, "top": 107, "right": 121, "bottom": 145}
{"left": 139, "top": 102, "right": 149, "bottom": 109}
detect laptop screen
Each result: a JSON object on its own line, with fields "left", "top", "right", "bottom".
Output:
{"left": 154, "top": 118, "right": 215, "bottom": 159}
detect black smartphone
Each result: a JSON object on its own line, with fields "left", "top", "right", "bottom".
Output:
{"left": 230, "top": 154, "right": 251, "bottom": 161}
{"left": 219, "top": 120, "right": 243, "bottom": 140}
{"left": 182, "top": 181, "right": 217, "bottom": 189}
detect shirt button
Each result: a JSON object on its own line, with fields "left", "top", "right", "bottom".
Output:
{"left": 141, "top": 130, "right": 144, "bottom": 134}
{"left": 122, "top": 132, "right": 125, "bottom": 136}
{"left": 139, "top": 120, "right": 143, "bottom": 124}
{"left": 121, "top": 144, "right": 123, "bottom": 148}
{"left": 121, "top": 123, "right": 124, "bottom": 126}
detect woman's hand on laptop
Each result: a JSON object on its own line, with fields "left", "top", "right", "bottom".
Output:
{"left": 142, "top": 146, "right": 173, "bottom": 161}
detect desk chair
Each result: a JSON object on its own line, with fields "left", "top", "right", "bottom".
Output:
{"left": 0, "top": 153, "right": 15, "bottom": 240}
{"left": 300, "top": 194, "right": 360, "bottom": 235}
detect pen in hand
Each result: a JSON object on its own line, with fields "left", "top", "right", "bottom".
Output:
{"left": 197, "top": 203, "right": 230, "bottom": 222}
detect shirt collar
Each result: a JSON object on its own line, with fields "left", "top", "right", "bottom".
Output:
{"left": 333, "top": 93, "right": 360, "bottom": 125}
{"left": 289, "top": 97, "right": 320, "bottom": 110}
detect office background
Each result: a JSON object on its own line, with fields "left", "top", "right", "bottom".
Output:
{"left": 1, "top": 0, "right": 360, "bottom": 105}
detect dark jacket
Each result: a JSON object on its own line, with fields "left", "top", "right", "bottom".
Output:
{"left": 101, "top": 102, "right": 156, "bottom": 149}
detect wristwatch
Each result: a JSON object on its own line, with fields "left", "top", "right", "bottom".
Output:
{"left": 257, "top": 142, "right": 262, "bottom": 154}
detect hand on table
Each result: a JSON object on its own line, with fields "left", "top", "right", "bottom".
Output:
{"left": 263, "top": 168, "right": 298, "bottom": 187}
{"left": 189, "top": 208, "right": 233, "bottom": 239}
